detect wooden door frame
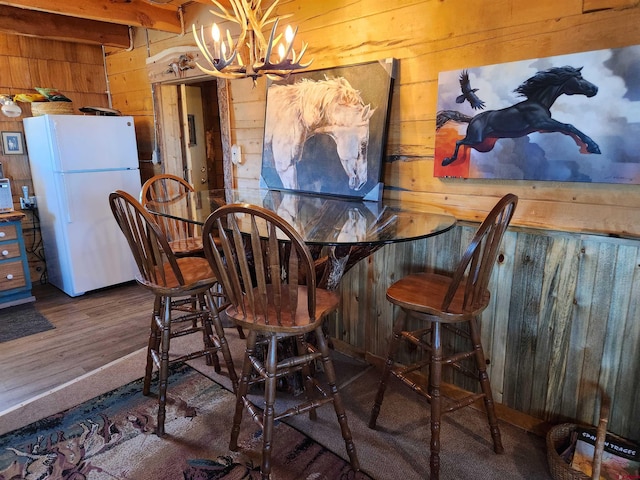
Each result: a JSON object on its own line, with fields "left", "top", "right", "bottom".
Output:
{"left": 152, "top": 76, "right": 232, "bottom": 189}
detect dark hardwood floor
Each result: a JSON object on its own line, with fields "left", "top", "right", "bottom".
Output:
{"left": 0, "top": 281, "right": 155, "bottom": 413}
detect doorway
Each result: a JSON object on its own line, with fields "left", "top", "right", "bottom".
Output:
{"left": 153, "top": 78, "right": 227, "bottom": 190}
{"left": 179, "top": 80, "right": 225, "bottom": 191}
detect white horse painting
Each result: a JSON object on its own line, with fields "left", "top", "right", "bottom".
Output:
{"left": 264, "top": 77, "right": 375, "bottom": 191}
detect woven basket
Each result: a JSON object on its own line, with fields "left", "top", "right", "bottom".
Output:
{"left": 546, "top": 423, "right": 592, "bottom": 480}
{"left": 31, "top": 101, "right": 74, "bottom": 116}
{"left": 547, "top": 397, "right": 611, "bottom": 480}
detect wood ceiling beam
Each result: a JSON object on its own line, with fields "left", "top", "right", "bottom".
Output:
{"left": 0, "top": 0, "right": 182, "bottom": 33}
{"left": 0, "top": 5, "right": 131, "bottom": 47}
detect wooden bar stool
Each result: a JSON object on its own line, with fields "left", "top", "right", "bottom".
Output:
{"left": 140, "top": 174, "right": 203, "bottom": 257}
{"left": 202, "top": 203, "right": 360, "bottom": 479}
{"left": 368, "top": 194, "right": 518, "bottom": 480}
{"left": 109, "top": 190, "right": 238, "bottom": 436}
{"left": 141, "top": 174, "right": 242, "bottom": 337}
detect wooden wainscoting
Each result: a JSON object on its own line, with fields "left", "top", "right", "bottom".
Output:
{"left": 332, "top": 224, "right": 640, "bottom": 442}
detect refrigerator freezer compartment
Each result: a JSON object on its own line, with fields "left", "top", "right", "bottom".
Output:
{"left": 28, "top": 115, "right": 139, "bottom": 172}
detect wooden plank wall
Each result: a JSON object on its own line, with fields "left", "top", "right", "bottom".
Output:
{"left": 201, "top": 0, "right": 640, "bottom": 239}
{"left": 335, "top": 225, "right": 640, "bottom": 441}
{"left": 101, "top": 0, "right": 640, "bottom": 439}
{"left": 0, "top": 34, "right": 110, "bottom": 282}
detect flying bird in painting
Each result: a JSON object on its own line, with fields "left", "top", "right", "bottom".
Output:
{"left": 456, "top": 70, "right": 485, "bottom": 110}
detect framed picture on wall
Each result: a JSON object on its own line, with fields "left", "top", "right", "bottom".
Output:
{"left": 261, "top": 58, "right": 397, "bottom": 200}
{"left": 1, "top": 131, "right": 24, "bottom": 155}
{"left": 434, "top": 44, "right": 640, "bottom": 184}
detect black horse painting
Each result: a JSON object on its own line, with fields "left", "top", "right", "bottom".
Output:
{"left": 437, "top": 66, "right": 600, "bottom": 166}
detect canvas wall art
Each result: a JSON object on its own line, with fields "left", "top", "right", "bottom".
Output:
{"left": 261, "top": 58, "right": 396, "bottom": 199}
{"left": 435, "top": 45, "right": 640, "bottom": 184}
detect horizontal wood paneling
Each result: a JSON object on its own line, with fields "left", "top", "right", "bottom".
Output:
{"left": 583, "top": 0, "right": 638, "bottom": 12}
{"left": 205, "top": 0, "right": 640, "bottom": 237}
{"left": 0, "top": 33, "right": 111, "bottom": 280}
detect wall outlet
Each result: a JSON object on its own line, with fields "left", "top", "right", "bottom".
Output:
{"left": 20, "top": 196, "right": 37, "bottom": 209}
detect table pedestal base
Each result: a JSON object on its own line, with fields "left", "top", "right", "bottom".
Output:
{"left": 313, "top": 244, "right": 385, "bottom": 290}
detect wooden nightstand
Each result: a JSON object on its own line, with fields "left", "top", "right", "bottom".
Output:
{"left": 0, "top": 212, "right": 34, "bottom": 307}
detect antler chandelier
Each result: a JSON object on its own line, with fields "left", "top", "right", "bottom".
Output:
{"left": 192, "top": 0, "right": 312, "bottom": 81}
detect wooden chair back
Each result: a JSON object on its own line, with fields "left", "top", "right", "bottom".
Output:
{"left": 202, "top": 203, "right": 318, "bottom": 330}
{"left": 443, "top": 193, "right": 518, "bottom": 313}
{"left": 109, "top": 189, "right": 186, "bottom": 289}
{"left": 139, "top": 173, "right": 199, "bottom": 245}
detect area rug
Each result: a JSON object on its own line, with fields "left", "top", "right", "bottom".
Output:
{"left": 0, "top": 303, "right": 54, "bottom": 343}
{"left": 0, "top": 363, "right": 370, "bottom": 480}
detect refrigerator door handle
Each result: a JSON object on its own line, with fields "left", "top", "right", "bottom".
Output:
{"left": 59, "top": 174, "right": 74, "bottom": 223}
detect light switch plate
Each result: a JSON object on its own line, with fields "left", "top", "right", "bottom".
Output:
{"left": 231, "top": 144, "right": 242, "bottom": 165}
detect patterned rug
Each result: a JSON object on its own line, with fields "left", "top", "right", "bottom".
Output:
{"left": 0, "top": 363, "right": 371, "bottom": 479}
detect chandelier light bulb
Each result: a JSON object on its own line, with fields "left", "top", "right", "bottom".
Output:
{"left": 212, "top": 23, "right": 220, "bottom": 42}
{"left": 285, "top": 25, "right": 294, "bottom": 45}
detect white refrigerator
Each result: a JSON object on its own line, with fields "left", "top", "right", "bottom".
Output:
{"left": 23, "top": 114, "right": 142, "bottom": 297}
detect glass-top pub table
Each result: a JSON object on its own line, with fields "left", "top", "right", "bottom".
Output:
{"left": 146, "top": 188, "right": 456, "bottom": 290}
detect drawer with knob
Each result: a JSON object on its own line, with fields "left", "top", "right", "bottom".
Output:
{"left": 0, "top": 215, "right": 33, "bottom": 306}
{"left": 0, "top": 243, "right": 21, "bottom": 260}
{"left": 0, "top": 261, "right": 26, "bottom": 289}
{"left": 0, "top": 224, "right": 18, "bottom": 242}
